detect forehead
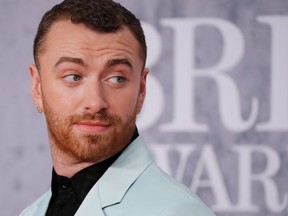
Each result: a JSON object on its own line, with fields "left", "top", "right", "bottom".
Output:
{"left": 40, "top": 20, "right": 143, "bottom": 63}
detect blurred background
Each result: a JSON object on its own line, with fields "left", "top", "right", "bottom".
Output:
{"left": 0, "top": 0, "right": 287, "bottom": 215}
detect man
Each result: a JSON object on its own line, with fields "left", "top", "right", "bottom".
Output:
{"left": 20, "top": 0, "right": 215, "bottom": 215}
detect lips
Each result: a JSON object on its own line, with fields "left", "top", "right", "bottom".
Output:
{"left": 74, "top": 121, "right": 111, "bottom": 133}
{"left": 77, "top": 120, "right": 110, "bottom": 126}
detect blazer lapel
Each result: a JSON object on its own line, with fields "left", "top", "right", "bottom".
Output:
{"left": 75, "top": 136, "right": 152, "bottom": 216}
{"left": 74, "top": 190, "right": 106, "bottom": 216}
{"left": 35, "top": 191, "right": 51, "bottom": 216}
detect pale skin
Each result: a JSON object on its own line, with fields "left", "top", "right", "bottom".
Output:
{"left": 30, "top": 20, "right": 148, "bottom": 178}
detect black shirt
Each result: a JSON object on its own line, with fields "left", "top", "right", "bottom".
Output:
{"left": 45, "top": 128, "right": 139, "bottom": 216}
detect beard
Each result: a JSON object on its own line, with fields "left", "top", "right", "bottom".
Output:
{"left": 43, "top": 103, "right": 137, "bottom": 163}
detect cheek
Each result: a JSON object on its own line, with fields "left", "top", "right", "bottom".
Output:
{"left": 41, "top": 81, "right": 79, "bottom": 114}
{"left": 107, "top": 88, "right": 139, "bottom": 114}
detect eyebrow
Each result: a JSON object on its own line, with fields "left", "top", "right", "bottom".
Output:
{"left": 53, "top": 56, "right": 133, "bottom": 70}
{"left": 54, "top": 56, "right": 85, "bottom": 69}
{"left": 106, "top": 58, "right": 133, "bottom": 70}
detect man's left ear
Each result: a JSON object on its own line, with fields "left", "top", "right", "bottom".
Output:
{"left": 137, "top": 68, "right": 149, "bottom": 114}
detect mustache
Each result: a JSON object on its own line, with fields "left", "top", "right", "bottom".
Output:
{"left": 68, "top": 111, "right": 118, "bottom": 124}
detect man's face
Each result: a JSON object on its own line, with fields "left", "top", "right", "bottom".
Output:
{"left": 30, "top": 20, "right": 148, "bottom": 164}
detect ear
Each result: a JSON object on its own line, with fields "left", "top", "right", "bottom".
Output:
{"left": 137, "top": 68, "right": 149, "bottom": 114}
{"left": 29, "top": 64, "right": 43, "bottom": 112}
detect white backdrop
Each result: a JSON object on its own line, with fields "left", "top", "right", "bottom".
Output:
{"left": 0, "top": 0, "right": 287, "bottom": 215}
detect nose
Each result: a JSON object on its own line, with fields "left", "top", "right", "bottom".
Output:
{"left": 83, "top": 81, "right": 108, "bottom": 113}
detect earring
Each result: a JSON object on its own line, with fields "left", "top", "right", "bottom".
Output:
{"left": 36, "top": 106, "right": 43, "bottom": 113}
{"left": 137, "top": 106, "right": 142, "bottom": 114}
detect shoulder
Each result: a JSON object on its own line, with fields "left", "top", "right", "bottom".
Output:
{"left": 124, "top": 163, "right": 215, "bottom": 216}
{"left": 19, "top": 190, "right": 51, "bottom": 216}
{"left": 158, "top": 201, "right": 215, "bottom": 216}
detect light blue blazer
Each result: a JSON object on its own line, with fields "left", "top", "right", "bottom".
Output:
{"left": 19, "top": 137, "right": 215, "bottom": 216}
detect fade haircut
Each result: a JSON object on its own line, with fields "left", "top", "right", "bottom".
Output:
{"left": 33, "top": 0, "right": 147, "bottom": 70}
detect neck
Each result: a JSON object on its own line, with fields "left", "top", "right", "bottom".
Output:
{"left": 50, "top": 143, "right": 95, "bottom": 178}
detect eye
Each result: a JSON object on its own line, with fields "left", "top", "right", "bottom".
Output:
{"left": 107, "top": 76, "right": 126, "bottom": 84}
{"left": 63, "top": 74, "right": 81, "bottom": 83}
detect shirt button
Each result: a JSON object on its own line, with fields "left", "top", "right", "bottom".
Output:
{"left": 62, "top": 183, "right": 70, "bottom": 189}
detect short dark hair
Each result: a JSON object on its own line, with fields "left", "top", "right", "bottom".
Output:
{"left": 33, "top": 0, "right": 147, "bottom": 69}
